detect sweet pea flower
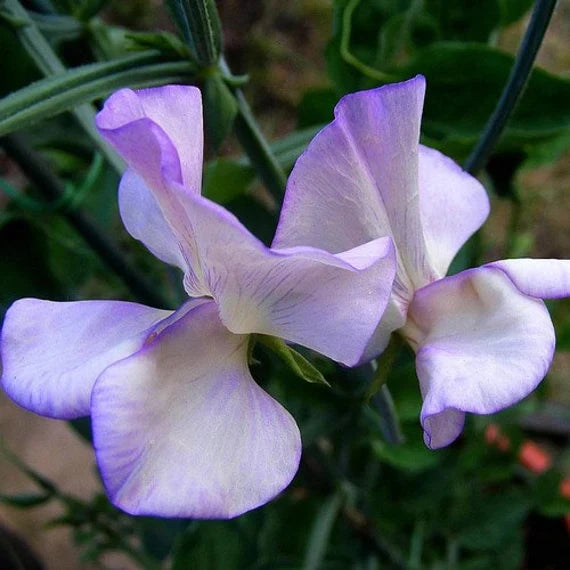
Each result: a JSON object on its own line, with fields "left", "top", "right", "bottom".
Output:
{"left": 0, "top": 86, "right": 397, "bottom": 518}
{"left": 273, "top": 75, "right": 570, "bottom": 449}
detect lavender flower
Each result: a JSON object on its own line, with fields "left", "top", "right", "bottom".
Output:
{"left": 1, "top": 86, "right": 397, "bottom": 518}
{"left": 273, "top": 75, "right": 570, "bottom": 449}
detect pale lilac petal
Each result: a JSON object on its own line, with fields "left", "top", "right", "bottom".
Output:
{"left": 274, "top": 76, "right": 433, "bottom": 300}
{"left": 404, "top": 266, "right": 555, "bottom": 448}
{"left": 357, "top": 297, "right": 407, "bottom": 363}
{"left": 96, "top": 86, "right": 203, "bottom": 192}
{"left": 0, "top": 299, "right": 170, "bottom": 419}
{"left": 118, "top": 169, "right": 185, "bottom": 269}
{"left": 486, "top": 258, "right": 570, "bottom": 299}
{"left": 419, "top": 145, "right": 490, "bottom": 277}
{"left": 168, "top": 188, "right": 396, "bottom": 366}
{"left": 97, "top": 92, "right": 206, "bottom": 296}
{"left": 91, "top": 300, "right": 301, "bottom": 519}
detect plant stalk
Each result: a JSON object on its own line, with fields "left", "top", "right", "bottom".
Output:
{"left": 464, "top": 0, "right": 557, "bottom": 175}
{"left": 3, "top": 0, "right": 125, "bottom": 173}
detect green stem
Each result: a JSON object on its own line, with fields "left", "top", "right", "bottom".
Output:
{"left": 1, "top": 134, "right": 171, "bottom": 309}
{"left": 0, "top": 54, "right": 196, "bottom": 137}
{"left": 373, "top": 384, "right": 405, "bottom": 446}
{"left": 220, "top": 59, "right": 288, "bottom": 201}
{"left": 464, "top": 0, "right": 557, "bottom": 175}
{"left": 2, "top": 0, "right": 124, "bottom": 173}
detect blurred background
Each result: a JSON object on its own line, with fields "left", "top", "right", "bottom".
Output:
{"left": 0, "top": 0, "right": 569, "bottom": 568}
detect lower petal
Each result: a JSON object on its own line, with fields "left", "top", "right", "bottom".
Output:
{"left": 486, "top": 258, "right": 570, "bottom": 299}
{"left": 91, "top": 300, "right": 301, "bottom": 519}
{"left": 405, "top": 266, "right": 555, "bottom": 448}
{"left": 0, "top": 299, "right": 170, "bottom": 419}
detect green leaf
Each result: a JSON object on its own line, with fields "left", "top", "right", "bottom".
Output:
{"left": 423, "top": 0, "right": 501, "bottom": 42}
{"left": 497, "top": 0, "right": 535, "bottom": 26}
{"left": 203, "top": 158, "right": 254, "bottom": 203}
{"left": 257, "top": 336, "right": 330, "bottom": 387}
{"left": 0, "top": 52, "right": 196, "bottom": 137}
{"left": 165, "top": 0, "right": 222, "bottom": 65}
{"left": 203, "top": 74, "right": 238, "bottom": 151}
{"left": 399, "top": 42, "right": 570, "bottom": 146}
{"left": 372, "top": 439, "right": 442, "bottom": 473}
{"left": 171, "top": 522, "right": 248, "bottom": 570}
{"left": 298, "top": 88, "right": 338, "bottom": 128}
{"left": 0, "top": 19, "right": 39, "bottom": 98}
{"left": 0, "top": 492, "right": 52, "bottom": 508}
{"left": 126, "top": 30, "right": 195, "bottom": 60}
{"left": 455, "top": 490, "right": 531, "bottom": 550}
{"left": 532, "top": 470, "right": 570, "bottom": 517}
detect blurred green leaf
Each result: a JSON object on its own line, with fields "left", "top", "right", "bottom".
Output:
{"left": 298, "top": 88, "right": 337, "bottom": 128}
{"left": 372, "top": 439, "right": 443, "bottom": 473}
{"left": 138, "top": 518, "right": 187, "bottom": 562}
{"left": 424, "top": 0, "right": 501, "bottom": 42}
{"left": 171, "top": 522, "right": 249, "bottom": 570}
{"left": 75, "top": 0, "right": 108, "bottom": 21}
{"left": 532, "top": 470, "right": 570, "bottom": 517}
{"left": 454, "top": 490, "right": 531, "bottom": 550}
{"left": 0, "top": 20, "right": 39, "bottom": 98}
{"left": 203, "top": 158, "right": 254, "bottom": 203}
{"left": 0, "top": 493, "right": 52, "bottom": 508}
{"left": 400, "top": 42, "right": 570, "bottom": 145}
{"left": 497, "top": 0, "right": 535, "bottom": 26}
{"left": 69, "top": 418, "right": 93, "bottom": 443}
{"left": 258, "top": 336, "right": 330, "bottom": 387}
{"left": 0, "top": 219, "right": 65, "bottom": 311}
{"left": 203, "top": 74, "right": 238, "bottom": 151}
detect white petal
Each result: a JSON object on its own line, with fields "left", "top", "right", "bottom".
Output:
{"left": 118, "top": 169, "right": 185, "bottom": 268}
{"left": 96, "top": 86, "right": 203, "bottom": 192}
{"left": 419, "top": 145, "right": 490, "bottom": 277}
{"left": 487, "top": 258, "right": 570, "bottom": 299}
{"left": 91, "top": 300, "right": 301, "bottom": 518}
{"left": 404, "top": 266, "right": 555, "bottom": 448}
{"left": 0, "top": 299, "right": 170, "bottom": 419}
{"left": 274, "top": 76, "right": 432, "bottom": 300}
{"left": 168, "top": 188, "right": 396, "bottom": 365}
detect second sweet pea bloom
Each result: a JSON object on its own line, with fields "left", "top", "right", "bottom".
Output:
{"left": 1, "top": 86, "right": 397, "bottom": 518}
{"left": 273, "top": 75, "right": 570, "bottom": 449}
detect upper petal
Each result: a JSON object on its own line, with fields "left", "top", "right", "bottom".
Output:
{"left": 170, "top": 188, "right": 397, "bottom": 366}
{"left": 0, "top": 299, "right": 170, "bottom": 419}
{"left": 274, "top": 76, "right": 432, "bottom": 298}
{"left": 118, "top": 169, "right": 186, "bottom": 269}
{"left": 486, "top": 258, "right": 570, "bottom": 299}
{"left": 91, "top": 300, "right": 301, "bottom": 519}
{"left": 96, "top": 86, "right": 203, "bottom": 193}
{"left": 404, "top": 266, "right": 555, "bottom": 448}
{"left": 419, "top": 145, "right": 490, "bottom": 277}
{"left": 98, "top": 88, "right": 209, "bottom": 295}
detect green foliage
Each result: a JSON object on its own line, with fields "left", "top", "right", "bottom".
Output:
{"left": 202, "top": 72, "right": 238, "bottom": 150}
{"left": 401, "top": 42, "right": 570, "bottom": 146}
{"left": 1, "top": 1, "right": 569, "bottom": 569}
{"left": 165, "top": 0, "right": 222, "bottom": 65}
{"left": 0, "top": 52, "right": 196, "bottom": 137}
{"left": 203, "top": 157, "right": 254, "bottom": 203}
{"left": 257, "top": 335, "right": 330, "bottom": 387}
